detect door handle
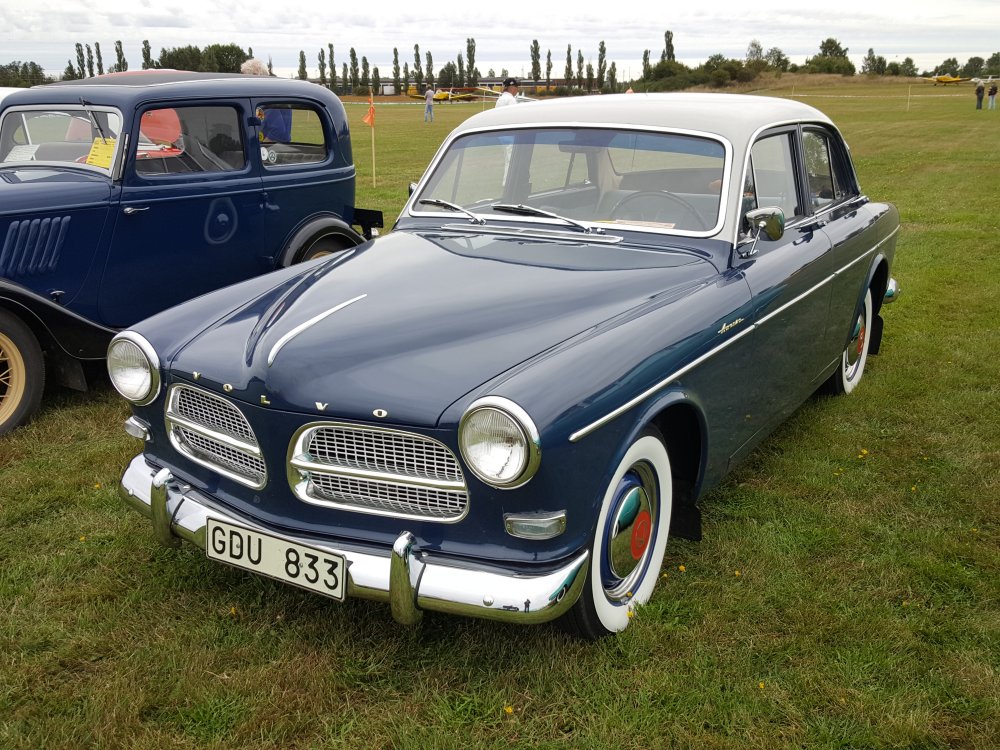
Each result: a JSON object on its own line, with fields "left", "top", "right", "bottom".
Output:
{"left": 123, "top": 206, "right": 149, "bottom": 215}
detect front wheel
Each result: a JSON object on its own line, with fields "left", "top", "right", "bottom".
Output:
{"left": 0, "top": 310, "right": 45, "bottom": 436}
{"left": 560, "top": 428, "right": 673, "bottom": 639}
{"left": 826, "top": 288, "right": 873, "bottom": 395}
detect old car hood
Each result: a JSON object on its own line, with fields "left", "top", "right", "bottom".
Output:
{"left": 0, "top": 167, "right": 112, "bottom": 215}
{"left": 169, "top": 229, "right": 717, "bottom": 425}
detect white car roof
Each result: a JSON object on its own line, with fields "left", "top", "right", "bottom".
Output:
{"left": 456, "top": 92, "right": 834, "bottom": 148}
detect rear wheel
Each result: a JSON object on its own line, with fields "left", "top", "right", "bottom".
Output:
{"left": 560, "top": 427, "right": 672, "bottom": 639}
{"left": 0, "top": 310, "right": 45, "bottom": 436}
{"left": 826, "top": 288, "right": 873, "bottom": 395}
{"left": 294, "top": 233, "right": 355, "bottom": 263}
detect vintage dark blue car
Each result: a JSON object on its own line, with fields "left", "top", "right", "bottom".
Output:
{"left": 113, "top": 94, "right": 899, "bottom": 638}
{"left": 0, "top": 71, "right": 380, "bottom": 434}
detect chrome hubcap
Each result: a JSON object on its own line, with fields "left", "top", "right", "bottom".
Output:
{"left": 602, "top": 462, "right": 658, "bottom": 603}
{"left": 845, "top": 312, "right": 866, "bottom": 379}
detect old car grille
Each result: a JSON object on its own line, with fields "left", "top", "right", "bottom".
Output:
{"left": 289, "top": 423, "right": 469, "bottom": 522}
{"left": 166, "top": 385, "right": 266, "bottom": 489}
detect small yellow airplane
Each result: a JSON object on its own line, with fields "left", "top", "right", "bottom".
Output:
{"left": 924, "top": 74, "right": 972, "bottom": 85}
{"left": 407, "top": 85, "right": 478, "bottom": 101}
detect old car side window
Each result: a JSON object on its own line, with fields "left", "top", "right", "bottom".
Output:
{"left": 257, "top": 104, "right": 327, "bottom": 168}
{"left": 136, "top": 106, "right": 244, "bottom": 175}
{"left": 749, "top": 133, "right": 802, "bottom": 219}
{"left": 1, "top": 108, "right": 122, "bottom": 170}
{"left": 803, "top": 130, "right": 842, "bottom": 209}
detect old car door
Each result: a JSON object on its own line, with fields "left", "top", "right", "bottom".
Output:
{"left": 97, "top": 100, "right": 266, "bottom": 327}
{"left": 251, "top": 98, "right": 355, "bottom": 258}
{"left": 733, "top": 127, "right": 837, "bottom": 448}
{"left": 801, "top": 126, "right": 879, "bottom": 367}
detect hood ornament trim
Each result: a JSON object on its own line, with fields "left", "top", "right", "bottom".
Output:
{"left": 267, "top": 294, "right": 367, "bottom": 366}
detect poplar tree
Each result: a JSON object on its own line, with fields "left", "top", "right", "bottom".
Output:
{"left": 114, "top": 41, "right": 128, "bottom": 72}
{"left": 318, "top": 48, "right": 327, "bottom": 86}
{"left": 328, "top": 44, "right": 336, "bottom": 91}
{"left": 349, "top": 48, "right": 359, "bottom": 90}
{"left": 95, "top": 42, "right": 104, "bottom": 75}
{"left": 530, "top": 39, "right": 541, "bottom": 84}
{"left": 466, "top": 38, "right": 477, "bottom": 86}
{"left": 564, "top": 45, "right": 572, "bottom": 87}
{"left": 75, "top": 43, "right": 85, "bottom": 78}
{"left": 576, "top": 50, "right": 584, "bottom": 89}
{"left": 141, "top": 40, "right": 152, "bottom": 70}
{"left": 546, "top": 49, "right": 552, "bottom": 90}
{"left": 425, "top": 51, "right": 434, "bottom": 89}
{"left": 392, "top": 48, "right": 400, "bottom": 94}
{"left": 597, "top": 41, "right": 606, "bottom": 89}
{"left": 86, "top": 44, "right": 94, "bottom": 77}
{"left": 412, "top": 44, "right": 423, "bottom": 89}
{"left": 297, "top": 50, "right": 307, "bottom": 80}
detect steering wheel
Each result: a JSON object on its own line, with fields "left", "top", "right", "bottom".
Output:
{"left": 610, "top": 190, "right": 709, "bottom": 230}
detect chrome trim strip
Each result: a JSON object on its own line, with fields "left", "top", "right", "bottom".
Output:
{"left": 439, "top": 224, "right": 624, "bottom": 243}
{"left": 166, "top": 413, "right": 261, "bottom": 455}
{"left": 267, "top": 294, "right": 366, "bottom": 366}
{"left": 569, "top": 322, "right": 757, "bottom": 442}
{"left": 570, "top": 231, "right": 896, "bottom": 442}
{"left": 289, "top": 476, "right": 470, "bottom": 524}
{"left": 289, "top": 454, "right": 466, "bottom": 491}
{"left": 120, "top": 455, "right": 589, "bottom": 626}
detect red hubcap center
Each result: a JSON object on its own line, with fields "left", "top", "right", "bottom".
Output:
{"left": 630, "top": 511, "right": 652, "bottom": 560}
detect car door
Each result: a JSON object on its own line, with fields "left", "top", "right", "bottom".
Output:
{"left": 802, "top": 126, "right": 878, "bottom": 370}
{"left": 252, "top": 99, "right": 355, "bottom": 259}
{"left": 732, "top": 127, "right": 837, "bottom": 451}
{"left": 97, "top": 100, "right": 266, "bottom": 327}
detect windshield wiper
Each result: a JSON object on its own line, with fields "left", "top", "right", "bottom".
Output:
{"left": 80, "top": 98, "right": 109, "bottom": 143}
{"left": 419, "top": 198, "right": 486, "bottom": 225}
{"left": 490, "top": 203, "right": 603, "bottom": 234}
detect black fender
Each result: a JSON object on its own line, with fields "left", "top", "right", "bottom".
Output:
{"left": 276, "top": 214, "right": 372, "bottom": 267}
{"left": 0, "top": 279, "right": 115, "bottom": 362}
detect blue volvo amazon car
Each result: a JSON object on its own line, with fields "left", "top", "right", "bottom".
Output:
{"left": 0, "top": 71, "right": 381, "bottom": 434}
{"left": 111, "top": 93, "right": 899, "bottom": 639}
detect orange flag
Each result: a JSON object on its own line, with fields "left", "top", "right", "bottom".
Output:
{"left": 362, "top": 91, "right": 375, "bottom": 128}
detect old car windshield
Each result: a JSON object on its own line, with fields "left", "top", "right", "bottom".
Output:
{"left": 415, "top": 127, "right": 726, "bottom": 233}
{"left": 0, "top": 107, "right": 123, "bottom": 173}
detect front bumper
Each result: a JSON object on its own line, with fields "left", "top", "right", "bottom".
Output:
{"left": 119, "top": 454, "right": 588, "bottom": 625}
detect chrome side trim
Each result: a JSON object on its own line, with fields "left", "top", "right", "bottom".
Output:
{"left": 267, "top": 294, "right": 367, "bottom": 366}
{"left": 120, "top": 455, "right": 589, "bottom": 626}
{"left": 570, "top": 231, "right": 897, "bottom": 442}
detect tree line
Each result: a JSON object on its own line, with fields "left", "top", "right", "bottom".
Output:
{"left": 3, "top": 34, "right": 999, "bottom": 92}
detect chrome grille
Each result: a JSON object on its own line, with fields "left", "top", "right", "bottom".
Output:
{"left": 166, "top": 384, "right": 266, "bottom": 489}
{"left": 307, "top": 425, "right": 463, "bottom": 482}
{"left": 175, "top": 427, "right": 267, "bottom": 486}
{"left": 289, "top": 423, "right": 468, "bottom": 522}
{"left": 173, "top": 386, "right": 255, "bottom": 442}
{"left": 308, "top": 473, "right": 467, "bottom": 520}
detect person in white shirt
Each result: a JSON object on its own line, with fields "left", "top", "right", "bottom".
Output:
{"left": 495, "top": 78, "right": 519, "bottom": 108}
{"left": 424, "top": 86, "right": 436, "bottom": 122}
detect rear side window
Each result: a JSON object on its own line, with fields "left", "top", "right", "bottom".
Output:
{"left": 803, "top": 129, "right": 856, "bottom": 209}
{"left": 135, "top": 105, "right": 245, "bottom": 174}
{"left": 256, "top": 103, "right": 327, "bottom": 167}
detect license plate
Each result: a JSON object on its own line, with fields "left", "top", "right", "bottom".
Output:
{"left": 206, "top": 518, "right": 346, "bottom": 601}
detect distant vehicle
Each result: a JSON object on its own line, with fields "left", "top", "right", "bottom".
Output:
{"left": 924, "top": 74, "right": 972, "bottom": 85}
{"left": 0, "top": 71, "right": 382, "bottom": 435}
{"left": 112, "top": 93, "right": 899, "bottom": 639}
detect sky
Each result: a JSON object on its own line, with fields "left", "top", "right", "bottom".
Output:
{"left": 3, "top": 0, "right": 999, "bottom": 81}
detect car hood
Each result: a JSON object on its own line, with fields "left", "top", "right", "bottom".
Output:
{"left": 167, "top": 229, "right": 718, "bottom": 426}
{"left": 0, "top": 167, "right": 112, "bottom": 215}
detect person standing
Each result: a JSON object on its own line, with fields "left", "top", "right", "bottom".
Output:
{"left": 495, "top": 78, "right": 519, "bottom": 108}
{"left": 424, "top": 85, "right": 435, "bottom": 122}
{"left": 989, "top": 83, "right": 998, "bottom": 110}
{"left": 975, "top": 81, "right": 985, "bottom": 110}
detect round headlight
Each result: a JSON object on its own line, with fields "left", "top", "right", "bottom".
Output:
{"left": 459, "top": 397, "right": 540, "bottom": 488}
{"left": 107, "top": 333, "right": 160, "bottom": 405}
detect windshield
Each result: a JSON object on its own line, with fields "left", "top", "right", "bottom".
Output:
{"left": 414, "top": 127, "right": 726, "bottom": 234}
{"left": 0, "top": 107, "right": 123, "bottom": 173}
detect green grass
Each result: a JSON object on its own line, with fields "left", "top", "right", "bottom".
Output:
{"left": 2, "top": 77, "right": 998, "bottom": 749}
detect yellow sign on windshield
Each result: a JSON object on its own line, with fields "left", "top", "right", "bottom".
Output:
{"left": 85, "top": 138, "right": 116, "bottom": 169}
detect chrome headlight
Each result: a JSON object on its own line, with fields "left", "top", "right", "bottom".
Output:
{"left": 459, "top": 397, "right": 540, "bottom": 488}
{"left": 107, "top": 332, "right": 161, "bottom": 405}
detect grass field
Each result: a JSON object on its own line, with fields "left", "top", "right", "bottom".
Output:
{"left": 1, "top": 76, "right": 998, "bottom": 749}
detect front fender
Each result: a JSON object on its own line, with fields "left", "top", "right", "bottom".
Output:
{"left": 0, "top": 278, "right": 114, "bottom": 360}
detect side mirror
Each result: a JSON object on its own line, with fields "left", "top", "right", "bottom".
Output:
{"left": 739, "top": 207, "right": 785, "bottom": 258}
{"left": 408, "top": 182, "right": 418, "bottom": 196}
{"left": 745, "top": 206, "right": 785, "bottom": 241}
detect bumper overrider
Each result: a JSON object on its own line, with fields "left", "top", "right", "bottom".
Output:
{"left": 119, "top": 454, "right": 589, "bottom": 625}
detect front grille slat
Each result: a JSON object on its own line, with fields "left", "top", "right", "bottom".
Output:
{"left": 166, "top": 385, "right": 266, "bottom": 489}
{"left": 292, "top": 423, "right": 469, "bottom": 522}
